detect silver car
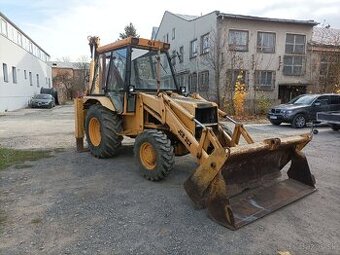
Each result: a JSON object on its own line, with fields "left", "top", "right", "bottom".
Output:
{"left": 30, "top": 94, "right": 55, "bottom": 108}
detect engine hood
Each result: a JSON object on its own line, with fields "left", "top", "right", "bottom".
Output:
{"left": 273, "top": 103, "right": 309, "bottom": 111}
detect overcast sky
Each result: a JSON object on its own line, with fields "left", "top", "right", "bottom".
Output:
{"left": 1, "top": 0, "right": 339, "bottom": 61}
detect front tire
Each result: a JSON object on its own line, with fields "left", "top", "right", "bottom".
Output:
{"left": 134, "top": 130, "right": 175, "bottom": 181}
{"left": 292, "top": 114, "right": 306, "bottom": 128}
{"left": 331, "top": 124, "right": 340, "bottom": 131}
{"left": 270, "top": 120, "right": 282, "bottom": 126}
{"left": 85, "top": 105, "right": 123, "bottom": 158}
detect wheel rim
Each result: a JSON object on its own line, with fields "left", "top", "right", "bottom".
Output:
{"left": 139, "top": 142, "right": 157, "bottom": 170}
{"left": 89, "top": 117, "right": 101, "bottom": 146}
{"left": 296, "top": 116, "right": 305, "bottom": 128}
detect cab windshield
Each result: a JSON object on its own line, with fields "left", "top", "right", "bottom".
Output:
{"left": 130, "top": 48, "right": 177, "bottom": 91}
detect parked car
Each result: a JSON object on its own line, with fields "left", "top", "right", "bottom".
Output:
{"left": 267, "top": 94, "right": 340, "bottom": 128}
{"left": 30, "top": 94, "right": 56, "bottom": 108}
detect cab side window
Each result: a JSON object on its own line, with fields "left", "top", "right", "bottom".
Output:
{"left": 106, "top": 48, "right": 127, "bottom": 92}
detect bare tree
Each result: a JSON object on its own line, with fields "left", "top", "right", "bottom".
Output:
{"left": 72, "top": 56, "right": 90, "bottom": 96}
{"left": 53, "top": 70, "right": 73, "bottom": 99}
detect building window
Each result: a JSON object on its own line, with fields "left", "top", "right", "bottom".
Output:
{"left": 0, "top": 18, "right": 8, "bottom": 36}
{"left": 3, "top": 63, "right": 8, "bottom": 82}
{"left": 201, "top": 33, "right": 210, "bottom": 54}
{"left": 257, "top": 32, "right": 276, "bottom": 53}
{"left": 29, "top": 72, "right": 33, "bottom": 86}
{"left": 255, "top": 70, "right": 275, "bottom": 89}
{"left": 190, "top": 39, "right": 198, "bottom": 58}
{"left": 171, "top": 50, "right": 176, "bottom": 66}
{"left": 189, "top": 73, "right": 197, "bottom": 92}
{"left": 29, "top": 41, "right": 33, "bottom": 53}
{"left": 172, "top": 28, "right": 175, "bottom": 40}
{"left": 17, "top": 32, "right": 23, "bottom": 46}
{"left": 12, "top": 66, "right": 17, "bottom": 83}
{"left": 285, "top": 34, "right": 306, "bottom": 54}
{"left": 198, "top": 71, "right": 209, "bottom": 92}
{"left": 283, "top": 56, "right": 304, "bottom": 76}
{"left": 228, "top": 30, "right": 248, "bottom": 51}
{"left": 176, "top": 73, "right": 187, "bottom": 87}
{"left": 179, "top": 46, "right": 184, "bottom": 63}
{"left": 24, "top": 70, "right": 27, "bottom": 79}
{"left": 36, "top": 74, "right": 40, "bottom": 87}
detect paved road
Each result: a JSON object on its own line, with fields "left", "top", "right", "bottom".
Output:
{"left": 0, "top": 105, "right": 339, "bottom": 254}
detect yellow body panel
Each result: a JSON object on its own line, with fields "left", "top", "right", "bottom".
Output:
{"left": 83, "top": 96, "right": 116, "bottom": 112}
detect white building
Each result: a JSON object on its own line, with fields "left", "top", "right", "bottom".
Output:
{"left": 0, "top": 12, "right": 52, "bottom": 112}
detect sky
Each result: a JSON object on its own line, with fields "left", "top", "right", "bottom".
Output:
{"left": 1, "top": 0, "right": 340, "bottom": 61}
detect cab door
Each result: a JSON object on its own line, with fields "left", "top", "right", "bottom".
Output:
{"left": 104, "top": 48, "right": 128, "bottom": 113}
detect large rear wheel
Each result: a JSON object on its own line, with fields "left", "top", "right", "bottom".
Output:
{"left": 134, "top": 130, "right": 175, "bottom": 181}
{"left": 85, "top": 105, "right": 123, "bottom": 158}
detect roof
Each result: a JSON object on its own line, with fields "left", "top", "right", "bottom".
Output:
{"left": 175, "top": 14, "right": 199, "bottom": 21}
{"left": 218, "top": 12, "right": 318, "bottom": 26}
{"left": 96, "top": 37, "right": 170, "bottom": 54}
{"left": 154, "top": 11, "right": 318, "bottom": 39}
{"left": 311, "top": 27, "right": 340, "bottom": 46}
{"left": 49, "top": 61, "right": 89, "bottom": 70}
{"left": 0, "top": 11, "right": 50, "bottom": 57}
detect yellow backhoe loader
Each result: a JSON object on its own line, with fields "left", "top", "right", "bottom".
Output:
{"left": 74, "top": 36, "right": 316, "bottom": 230}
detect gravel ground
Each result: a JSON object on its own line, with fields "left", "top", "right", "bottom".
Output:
{"left": 0, "top": 105, "right": 339, "bottom": 254}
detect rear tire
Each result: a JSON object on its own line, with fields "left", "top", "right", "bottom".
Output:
{"left": 270, "top": 120, "right": 282, "bottom": 126}
{"left": 85, "top": 105, "right": 123, "bottom": 158}
{"left": 134, "top": 130, "right": 175, "bottom": 181}
{"left": 292, "top": 114, "right": 306, "bottom": 128}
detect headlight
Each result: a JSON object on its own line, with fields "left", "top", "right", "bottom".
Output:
{"left": 286, "top": 110, "right": 293, "bottom": 114}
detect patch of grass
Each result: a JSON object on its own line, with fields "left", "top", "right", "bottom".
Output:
{"left": 0, "top": 147, "right": 52, "bottom": 171}
{"left": 13, "top": 164, "right": 34, "bottom": 169}
{"left": 54, "top": 148, "right": 66, "bottom": 153}
{"left": 0, "top": 210, "right": 7, "bottom": 226}
{"left": 31, "top": 217, "right": 42, "bottom": 224}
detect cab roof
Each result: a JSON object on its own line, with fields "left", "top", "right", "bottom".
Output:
{"left": 97, "top": 37, "right": 170, "bottom": 54}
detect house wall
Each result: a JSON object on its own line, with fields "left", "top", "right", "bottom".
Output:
{"left": 155, "top": 11, "right": 317, "bottom": 112}
{"left": 0, "top": 14, "right": 51, "bottom": 112}
{"left": 217, "top": 18, "right": 314, "bottom": 110}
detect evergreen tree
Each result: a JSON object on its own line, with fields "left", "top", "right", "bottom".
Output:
{"left": 119, "top": 23, "right": 139, "bottom": 39}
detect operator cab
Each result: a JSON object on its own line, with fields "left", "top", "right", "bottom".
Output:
{"left": 89, "top": 37, "right": 179, "bottom": 113}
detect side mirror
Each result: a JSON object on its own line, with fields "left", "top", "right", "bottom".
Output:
{"left": 128, "top": 85, "right": 135, "bottom": 94}
{"left": 180, "top": 86, "right": 187, "bottom": 94}
{"left": 313, "top": 101, "right": 321, "bottom": 106}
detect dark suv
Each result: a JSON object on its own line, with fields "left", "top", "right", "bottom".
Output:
{"left": 267, "top": 94, "right": 340, "bottom": 128}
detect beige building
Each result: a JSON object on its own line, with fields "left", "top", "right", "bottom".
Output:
{"left": 155, "top": 11, "right": 318, "bottom": 112}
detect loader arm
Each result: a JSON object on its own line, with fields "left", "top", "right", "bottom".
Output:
{"left": 140, "top": 92, "right": 226, "bottom": 164}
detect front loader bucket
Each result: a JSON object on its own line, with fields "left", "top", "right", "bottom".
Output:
{"left": 184, "top": 134, "right": 316, "bottom": 230}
